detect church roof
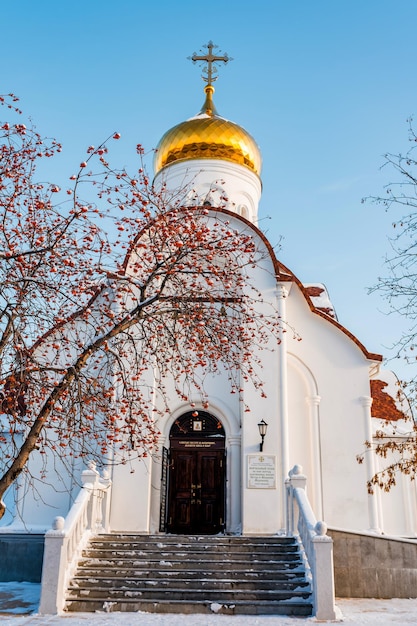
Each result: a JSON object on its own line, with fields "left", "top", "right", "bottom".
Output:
{"left": 370, "top": 379, "right": 408, "bottom": 422}
{"left": 224, "top": 211, "right": 383, "bottom": 364}
{"left": 122, "top": 206, "right": 383, "bottom": 365}
{"left": 283, "top": 264, "right": 383, "bottom": 363}
{"left": 303, "top": 284, "right": 337, "bottom": 320}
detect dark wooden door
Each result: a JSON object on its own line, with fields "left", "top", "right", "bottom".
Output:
{"left": 167, "top": 448, "right": 225, "bottom": 534}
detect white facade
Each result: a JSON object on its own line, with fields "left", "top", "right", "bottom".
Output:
{"left": 2, "top": 90, "right": 417, "bottom": 541}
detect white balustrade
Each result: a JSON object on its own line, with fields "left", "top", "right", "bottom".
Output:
{"left": 39, "top": 461, "right": 112, "bottom": 614}
{"left": 285, "top": 464, "right": 336, "bottom": 621}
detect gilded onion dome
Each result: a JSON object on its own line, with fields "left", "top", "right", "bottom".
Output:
{"left": 154, "top": 85, "right": 262, "bottom": 177}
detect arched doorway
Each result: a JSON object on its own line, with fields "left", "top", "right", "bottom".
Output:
{"left": 166, "top": 411, "right": 226, "bottom": 534}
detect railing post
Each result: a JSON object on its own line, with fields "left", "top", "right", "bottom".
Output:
{"left": 39, "top": 516, "right": 67, "bottom": 614}
{"left": 100, "top": 469, "right": 112, "bottom": 533}
{"left": 287, "top": 465, "right": 306, "bottom": 535}
{"left": 312, "top": 521, "right": 336, "bottom": 621}
{"left": 285, "top": 476, "right": 292, "bottom": 536}
{"left": 286, "top": 464, "right": 336, "bottom": 621}
{"left": 81, "top": 460, "right": 100, "bottom": 530}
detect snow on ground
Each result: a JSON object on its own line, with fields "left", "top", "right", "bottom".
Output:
{"left": 0, "top": 584, "right": 40, "bottom": 616}
{"left": 1, "top": 583, "right": 417, "bottom": 625}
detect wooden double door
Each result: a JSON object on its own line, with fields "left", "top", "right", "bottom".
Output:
{"left": 165, "top": 411, "right": 226, "bottom": 534}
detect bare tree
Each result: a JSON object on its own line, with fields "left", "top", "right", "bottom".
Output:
{"left": 364, "top": 119, "right": 417, "bottom": 492}
{"left": 0, "top": 95, "right": 280, "bottom": 519}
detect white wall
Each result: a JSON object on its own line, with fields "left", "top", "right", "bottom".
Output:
{"left": 110, "top": 457, "right": 152, "bottom": 532}
{"left": 154, "top": 159, "right": 261, "bottom": 224}
{"left": 284, "top": 284, "right": 377, "bottom": 531}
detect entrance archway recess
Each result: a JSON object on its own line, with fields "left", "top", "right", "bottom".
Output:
{"left": 167, "top": 411, "right": 226, "bottom": 534}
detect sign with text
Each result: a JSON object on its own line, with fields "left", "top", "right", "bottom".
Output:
{"left": 247, "top": 454, "right": 276, "bottom": 489}
{"left": 171, "top": 438, "right": 222, "bottom": 449}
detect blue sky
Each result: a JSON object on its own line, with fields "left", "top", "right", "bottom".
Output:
{"left": 2, "top": 0, "right": 417, "bottom": 380}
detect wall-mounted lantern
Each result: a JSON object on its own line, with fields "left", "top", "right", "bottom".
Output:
{"left": 258, "top": 419, "right": 268, "bottom": 452}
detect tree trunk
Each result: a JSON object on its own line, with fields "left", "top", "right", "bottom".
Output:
{"left": 0, "top": 305, "right": 146, "bottom": 520}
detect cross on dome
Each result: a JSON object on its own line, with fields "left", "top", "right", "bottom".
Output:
{"left": 154, "top": 42, "right": 262, "bottom": 178}
{"left": 188, "top": 41, "right": 232, "bottom": 86}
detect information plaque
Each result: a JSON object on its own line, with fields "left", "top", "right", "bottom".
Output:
{"left": 247, "top": 454, "right": 276, "bottom": 489}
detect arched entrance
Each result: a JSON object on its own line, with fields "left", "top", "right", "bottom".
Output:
{"left": 166, "top": 411, "right": 226, "bottom": 534}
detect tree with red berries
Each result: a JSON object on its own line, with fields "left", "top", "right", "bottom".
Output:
{"left": 0, "top": 95, "right": 280, "bottom": 520}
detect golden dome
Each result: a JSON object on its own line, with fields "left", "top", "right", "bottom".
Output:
{"left": 154, "top": 85, "right": 262, "bottom": 177}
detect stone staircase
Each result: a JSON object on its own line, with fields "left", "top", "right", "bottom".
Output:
{"left": 65, "top": 534, "right": 313, "bottom": 616}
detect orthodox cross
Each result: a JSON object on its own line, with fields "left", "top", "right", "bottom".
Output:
{"left": 189, "top": 41, "right": 232, "bottom": 85}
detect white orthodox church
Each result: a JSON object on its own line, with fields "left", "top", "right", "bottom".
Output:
{"left": 1, "top": 44, "right": 416, "bottom": 562}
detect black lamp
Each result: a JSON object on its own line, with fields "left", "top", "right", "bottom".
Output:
{"left": 258, "top": 419, "right": 268, "bottom": 452}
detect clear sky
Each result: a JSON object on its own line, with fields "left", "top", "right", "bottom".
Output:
{"left": 2, "top": 0, "right": 417, "bottom": 381}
